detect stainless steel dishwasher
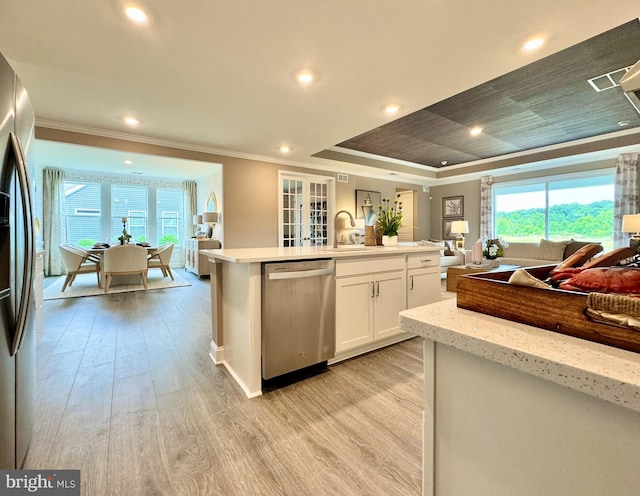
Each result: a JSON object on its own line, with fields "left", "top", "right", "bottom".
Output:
{"left": 262, "top": 259, "right": 335, "bottom": 381}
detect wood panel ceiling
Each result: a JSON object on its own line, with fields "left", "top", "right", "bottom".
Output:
{"left": 336, "top": 20, "right": 640, "bottom": 169}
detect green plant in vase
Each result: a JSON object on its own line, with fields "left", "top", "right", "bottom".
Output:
{"left": 376, "top": 195, "right": 403, "bottom": 246}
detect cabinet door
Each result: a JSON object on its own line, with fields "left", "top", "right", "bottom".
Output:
{"left": 336, "top": 275, "right": 373, "bottom": 352}
{"left": 373, "top": 270, "right": 407, "bottom": 340}
{"left": 407, "top": 268, "right": 441, "bottom": 309}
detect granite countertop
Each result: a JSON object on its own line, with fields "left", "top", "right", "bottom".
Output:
{"left": 400, "top": 298, "right": 640, "bottom": 413}
{"left": 201, "top": 245, "right": 441, "bottom": 263}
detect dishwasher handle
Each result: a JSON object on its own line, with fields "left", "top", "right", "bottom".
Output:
{"left": 268, "top": 267, "right": 334, "bottom": 280}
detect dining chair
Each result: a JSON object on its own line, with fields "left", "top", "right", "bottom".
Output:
{"left": 64, "top": 243, "right": 101, "bottom": 264}
{"left": 102, "top": 245, "right": 149, "bottom": 292}
{"left": 147, "top": 242, "right": 175, "bottom": 281}
{"left": 59, "top": 244, "right": 101, "bottom": 291}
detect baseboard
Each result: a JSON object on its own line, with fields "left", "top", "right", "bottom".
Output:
{"left": 329, "top": 332, "right": 414, "bottom": 364}
{"left": 209, "top": 340, "right": 224, "bottom": 364}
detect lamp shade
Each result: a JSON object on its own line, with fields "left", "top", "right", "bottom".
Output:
{"left": 622, "top": 214, "right": 640, "bottom": 234}
{"left": 202, "top": 212, "right": 218, "bottom": 223}
{"left": 193, "top": 214, "right": 203, "bottom": 225}
{"left": 450, "top": 220, "right": 469, "bottom": 234}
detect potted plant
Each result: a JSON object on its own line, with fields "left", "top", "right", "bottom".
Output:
{"left": 376, "top": 195, "right": 403, "bottom": 246}
{"left": 481, "top": 237, "right": 508, "bottom": 267}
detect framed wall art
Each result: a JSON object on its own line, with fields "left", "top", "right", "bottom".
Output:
{"left": 355, "top": 189, "right": 381, "bottom": 221}
{"left": 442, "top": 217, "right": 463, "bottom": 240}
{"left": 442, "top": 195, "right": 464, "bottom": 218}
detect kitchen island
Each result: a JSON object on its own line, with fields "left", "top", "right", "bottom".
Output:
{"left": 400, "top": 298, "right": 640, "bottom": 496}
{"left": 202, "top": 245, "right": 441, "bottom": 397}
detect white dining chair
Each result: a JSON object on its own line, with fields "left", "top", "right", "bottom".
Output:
{"left": 147, "top": 242, "right": 175, "bottom": 280}
{"left": 59, "top": 244, "right": 101, "bottom": 291}
{"left": 102, "top": 245, "right": 149, "bottom": 292}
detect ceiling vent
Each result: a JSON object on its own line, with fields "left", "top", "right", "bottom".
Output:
{"left": 337, "top": 173, "right": 348, "bottom": 183}
{"left": 587, "top": 66, "right": 631, "bottom": 92}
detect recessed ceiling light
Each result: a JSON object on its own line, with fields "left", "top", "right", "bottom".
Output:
{"left": 123, "top": 116, "right": 140, "bottom": 126}
{"left": 383, "top": 104, "right": 400, "bottom": 115}
{"left": 523, "top": 37, "right": 545, "bottom": 52}
{"left": 619, "top": 120, "right": 631, "bottom": 127}
{"left": 279, "top": 145, "right": 290, "bottom": 153}
{"left": 124, "top": 159, "right": 133, "bottom": 165}
{"left": 441, "top": 160, "right": 448, "bottom": 166}
{"left": 295, "top": 70, "right": 315, "bottom": 85}
{"left": 469, "top": 126, "right": 483, "bottom": 136}
{"left": 124, "top": 4, "right": 149, "bottom": 24}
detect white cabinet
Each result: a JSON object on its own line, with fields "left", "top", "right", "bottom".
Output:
{"left": 335, "top": 257, "right": 407, "bottom": 356}
{"left": 407, "top": 253, "right": 441, "bottom": 309}
{"left": 184, "top": 238, "right": 221, "bottom": 277}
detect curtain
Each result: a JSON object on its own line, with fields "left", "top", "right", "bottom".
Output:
{"left": 479, "top": 175, "right": 494, "bottom": 239}
{"left": 614, "top": 153, "right": 640, "bottom": 248}
{"left": 43, "top": 168, "right": 67, "bottom": 276}
{"left": 183, "top": 180, "right": 197, "bottom": 266}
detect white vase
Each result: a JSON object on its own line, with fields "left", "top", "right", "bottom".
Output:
{"left": 483, "top": 257, "right": 500, "bottom": 268}
{"left": 382, "top": 235, "right": 398, "bottom": 247}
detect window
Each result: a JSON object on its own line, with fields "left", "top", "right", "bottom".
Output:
{"left": 64, "top": 182, "right": 101, "bottom": 247}
{"left": 494, "top": 171, "right": 615, "bottom": 250}
{"left": 113, "top": 185, "right": 148, "bottom": 243}
{"left": 157, "top": 189, "right": 184, "bottom": 245}
{"left": 63, "top": 179, "right": 187, "bottom": 265}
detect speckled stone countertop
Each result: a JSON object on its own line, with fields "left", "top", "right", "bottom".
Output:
{"left": 400, "top": 298, "right": 640, "bottom": 413}
{"left": 201, "top": 245, "right": 440, "bottom": 263}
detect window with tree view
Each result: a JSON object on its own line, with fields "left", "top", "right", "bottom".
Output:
{"left": 494, "top": 172, "right": 615, "bottom": 251}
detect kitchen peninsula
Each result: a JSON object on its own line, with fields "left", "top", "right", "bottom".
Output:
{"left": 202, "top": 245, "right": 441, "bottom": 397}
{"left": 400, "top": 299, "right": 640, "bottom": 496}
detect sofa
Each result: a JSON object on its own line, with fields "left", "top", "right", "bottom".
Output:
{"left": 493, "top": 239, "right": 600, "bottom": 267}
{"left": 426, "top": 240, "right": 465, "bottom": 275}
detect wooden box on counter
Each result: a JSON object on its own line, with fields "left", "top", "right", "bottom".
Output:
{"left": 185, "top": 238, "right": 221, "bottom": 278}
{"left": 456, "top": 265, "right": 640, "bottom": 354}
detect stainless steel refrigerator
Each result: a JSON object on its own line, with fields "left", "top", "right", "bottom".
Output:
{"left": 0, "top": 51, "right": 36, "bottom": 469}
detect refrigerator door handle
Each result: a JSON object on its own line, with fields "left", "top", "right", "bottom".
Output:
{"left": 10, "top": 133, "right": 34, "bottom": 356}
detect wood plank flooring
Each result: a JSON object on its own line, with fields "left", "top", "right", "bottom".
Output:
{"left": 27, "top": 272, "right": 424, "bottom": 496}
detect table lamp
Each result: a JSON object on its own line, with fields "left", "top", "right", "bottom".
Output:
{"left": 202, "top": 212, "right": 218, "bottom": 238}
{"left": 450, "top": 220, "right": 469, "bottom": 250}
{"left": 622, "top": 213, "right": 640, "bottom": 252}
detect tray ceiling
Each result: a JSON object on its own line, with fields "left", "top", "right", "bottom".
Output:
{"left": 333, "top": 20, "right": 640, "bottom": 170}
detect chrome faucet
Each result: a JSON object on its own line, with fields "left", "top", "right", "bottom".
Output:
{"left": 334, "top": 210, "right": 356, "bottom": 248}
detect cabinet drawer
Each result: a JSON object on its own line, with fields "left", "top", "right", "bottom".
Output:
{"left": 336, "top": 256, "right": 405, "bottom": 277}
{"left": 407, "top": 253, "right": 439, "bottom": 269}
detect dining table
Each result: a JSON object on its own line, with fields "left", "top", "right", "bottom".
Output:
{"left": 88, "top": 244, "right": 158, "bottom": 287}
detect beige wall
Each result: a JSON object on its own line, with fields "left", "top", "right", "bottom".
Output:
{"left": 430, "top": 179, "right": 481, "bottom": 247}
{"left": 37, "top": 127, "right": 619, "bottom": 251}
{"left": 37, "top": 127, "right": 435, "bottom": 249}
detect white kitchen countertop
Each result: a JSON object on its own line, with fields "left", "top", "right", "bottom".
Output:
{"left": 400, "top": 298, "right": 640, "bottom": 413}
{"left": 201, "top": 245, "right": 441, "bottom": 263}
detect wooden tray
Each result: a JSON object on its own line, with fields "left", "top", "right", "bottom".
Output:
{"left": 456, "top": 265, "right": 640, "bottom": 354}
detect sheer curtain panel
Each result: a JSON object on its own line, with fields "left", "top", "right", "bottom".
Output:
{"left": 480, "top": 175, "right": 494, "bottom": 239}
{"left": 43, "top": 167, "right": 67, "bottom": 275}
{"left": 614, "top": 153, "right": 639, "bottom": 248}
{"left": 183, "top": 180, "right": 197, "bottom": 265}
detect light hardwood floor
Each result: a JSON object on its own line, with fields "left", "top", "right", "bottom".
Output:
{"left": 28, "top": 273, "right": 423, "bottom": 496}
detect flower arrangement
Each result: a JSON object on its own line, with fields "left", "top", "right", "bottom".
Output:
{"left": 482, "top": 237, "right": 508, "bottom": 260}
{"left": 376, "top": 195, "right": 403, "bottom": 236}
{"left": 117, "top": 217, "right": 132, "bottom": 244}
